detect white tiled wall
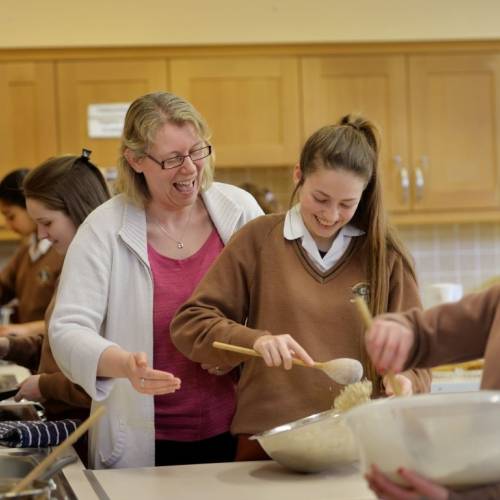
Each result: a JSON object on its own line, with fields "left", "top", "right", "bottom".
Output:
{"left": 398, "top": 222, "right": 500, "bottom": 293}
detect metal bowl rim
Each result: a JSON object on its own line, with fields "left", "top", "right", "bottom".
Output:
{"left": 250, "top": 409, "right": 342, "bottom": 440}
{"left": 344, "top": 389, "right": 500, "bottom": 421}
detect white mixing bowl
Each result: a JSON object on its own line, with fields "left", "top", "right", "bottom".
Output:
{"left": 344, "top": 391, "right": 500, "bottom": 488}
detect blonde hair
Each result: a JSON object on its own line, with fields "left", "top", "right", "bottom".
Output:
{"left": 292, "top": 115, "right": 417, "bottom": 383}
{"left": 116, "top": 92, "right": 214, "bottom": 206}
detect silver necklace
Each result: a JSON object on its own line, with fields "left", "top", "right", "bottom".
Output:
{"left": 152, "top": 205, "right": 195, "bottom": 250}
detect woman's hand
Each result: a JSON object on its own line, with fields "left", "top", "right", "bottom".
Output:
{"left": 365, "top": 319, "right": 414, "bottom": 374}
{"left": 124, "top": 352, "right": 181, "bottom": 395}
{"left": 366, "top": 464, "right": 449, "bottom": 500}
{"left": 14, "top": 375, "right": 44, "bottom": 402}
{"left": 201, "top": 363, "right": 233, "bottom": 376}
{"left": 253, "top": 334, "right": 314, "bottom": 370}
{"left": 383, "top": 373, "right": 413, "bottom": 396}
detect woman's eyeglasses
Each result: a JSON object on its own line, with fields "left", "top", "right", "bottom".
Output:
{"left": 145, "top": 145, "right": 212, "bottom": 170}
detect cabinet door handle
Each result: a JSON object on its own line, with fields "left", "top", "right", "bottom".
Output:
{"left": 415, "top": 155, "right": 427, "bottom": 201}
{"left": 393, "top": 155, "right": 409, "bottom": 203}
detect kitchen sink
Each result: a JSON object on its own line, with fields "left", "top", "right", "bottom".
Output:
{"left": 0, "top": 449, "right": 78, "bottom": 499}
{"left": 0, "top": 401, "right": 78, "bottom": 499}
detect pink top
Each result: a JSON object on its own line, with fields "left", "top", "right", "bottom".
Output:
{"left": 148, "top": 229, "right": 236, "bottom": 441}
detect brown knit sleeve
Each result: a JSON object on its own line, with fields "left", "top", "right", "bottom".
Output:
{"left": 386, "top": 253, "right": 432, "bottom": 394}
{"left": 5, "top": 333, "right": 43, "bottom": 373}
{"left": 38, "top": 372, "right": 90, "bottom": 408}
{"left": 403, "top": 286, "right": 500, "bottom": 374}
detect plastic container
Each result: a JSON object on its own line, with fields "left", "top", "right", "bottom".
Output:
{"left": 250, "top": 409, "right": 358, "bottom": 473}
{"left": 344, "top": 391, "right": 500, "bottom": 488}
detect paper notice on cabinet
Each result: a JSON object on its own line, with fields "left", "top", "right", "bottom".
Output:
{"left": 87, "top": 103, "right": 130, "bottom": 138}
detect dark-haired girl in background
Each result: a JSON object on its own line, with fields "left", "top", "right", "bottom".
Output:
{"left": 0, "top": 169, "right": 63, "bottom": 337}
{"left": 0, "top": 153, "right": 110, "bottom": 465}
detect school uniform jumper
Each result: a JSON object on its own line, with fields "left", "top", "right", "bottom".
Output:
{"left": 0, "top": 237, "right": 62, "bottom": 322}
{"left": 171, "top": 213, "right": 431, "bottom": 437}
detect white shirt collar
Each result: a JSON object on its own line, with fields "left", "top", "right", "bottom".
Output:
{"left": 284, "top": 204, "right": 364, "bottom": 272}
{"left": 28, "top": 234, "right": 53, "bottom": 261}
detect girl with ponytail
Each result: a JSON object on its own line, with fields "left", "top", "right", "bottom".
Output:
{"left": 171, "top": 115, "right": 431, "bottom": 461}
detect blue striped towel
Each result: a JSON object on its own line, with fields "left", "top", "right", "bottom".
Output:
{"left": 0, "top": 420, "right": 80, "bottom": 447}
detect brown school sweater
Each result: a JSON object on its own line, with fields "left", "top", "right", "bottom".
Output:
{"left": 0, "top": 241, "right": 63, "bottom": 322}
{"left": 383, "top": 286, "right": 500, "bottom": 500}
{"left": 7, "top": 292, "right": 90, "bottom": 419}
{"left": 171, "top": 214, "right": 431, "bottom": 435}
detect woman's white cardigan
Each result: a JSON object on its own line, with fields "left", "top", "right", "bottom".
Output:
{"left": 49, "top": 183, "right": 263, "bottom": 469}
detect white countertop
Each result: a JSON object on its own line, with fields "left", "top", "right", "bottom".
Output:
{"left": 431, "top": 370, "right": 482, "bottom": 393}
{"left": 81, "top": 461, "right": 375, "bottom": 500}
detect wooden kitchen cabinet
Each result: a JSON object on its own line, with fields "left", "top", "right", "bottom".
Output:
{"left": 170, "top": 57, "right": 301, "bottom": 167}
{"left": 57, "top": 60, "right": 168, "bottom": 167}
{"left": 302, "top": 53, "right": 500, "bottom": 223}
{"left": 409, "top": 54, "right": 500, "bottom": 213}
{"left": 0, "top": 62, "right": 58, "bottom": 176}
{"left": 2, "top": 42, "right": 500, "bottom": 226}
{"left": 301, "top": 55, "right": 409, "bottom": 212}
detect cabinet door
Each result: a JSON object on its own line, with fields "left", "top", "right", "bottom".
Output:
{"left": 170, "top": 57, "right": 301, "bottom": 167}
{"left": 301, "top": 56, "right": 409, "bottom": 212}
{"left": 0, "top": 62, "right": 58, "bottom": 176}
{"left": 57, "top": 60, "right": 168, "bottom": 167}
{"left": 409, "top": 54, "right": 500, "bottom": 211}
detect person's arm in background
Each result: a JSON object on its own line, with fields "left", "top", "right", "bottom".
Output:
{"left": 13, "top": 334, "right": 92, "bottom": 405}
{"left": 367, "top": 286, "right": 500, "bottom": 376}
{"left": 0, "top": 320, "right": 45, "bottom": 337}
{"left": 384, "top": 253, "right": 432, "bottom": 394}
{"left": 1, "top": 333, "right": 43, "bottom": 372}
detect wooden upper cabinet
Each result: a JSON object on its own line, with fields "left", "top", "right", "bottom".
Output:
{"left": 301, "top": 56, "right": 409, "bottom": 212}
{"left": 409, "top": 54, "right": 500, "bottom": 212}
{"left": 0, "top": 62, "right": 58, "bottom": 176}
{"left": 57, "top": 60, "right": 168, "bottom": 167}
{"left": 170, "top": 57, "right": 301, "bottom": 167}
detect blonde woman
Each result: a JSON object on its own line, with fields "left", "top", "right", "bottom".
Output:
{"left": 49, "top": 92, "right": 263, "bottom": 469}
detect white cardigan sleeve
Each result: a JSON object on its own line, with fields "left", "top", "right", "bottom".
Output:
{"left": 48, "top": 221, "right": 117, "bottom": 401}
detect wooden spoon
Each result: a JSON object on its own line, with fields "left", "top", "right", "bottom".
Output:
{"left": 212, "top": 341, "right": 363, "bottom": 385}
{"left": 9, "top": 406, "right": 106, "bottom": 495}
{"left": 353, "top": 296, "right": 402, "bottom": 396}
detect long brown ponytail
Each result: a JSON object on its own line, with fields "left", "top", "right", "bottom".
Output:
{"left": 292, "top": 115, "right": 417, "bottom": 382}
